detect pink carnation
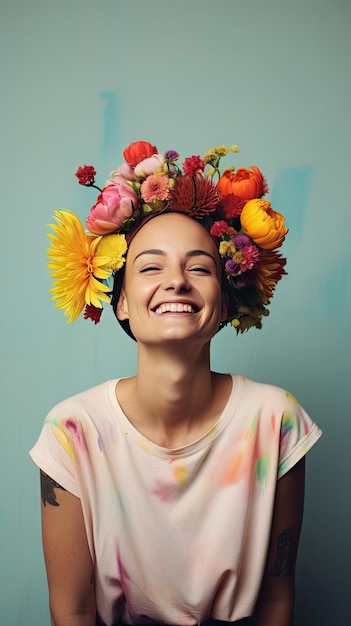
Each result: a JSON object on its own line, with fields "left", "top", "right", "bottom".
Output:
{"left": 241, "top": 245, "right": 260, "bottom": 271}
{"left": 141, "top": 175, "right": 170, "bottom": 202}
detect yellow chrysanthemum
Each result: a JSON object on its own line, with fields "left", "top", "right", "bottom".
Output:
{"left": 202, "top": 151, "right": 218, "bottom": 164}
{"left": 231, "top": 145, "right": 240, "bottom": 153}
{"left": 95, "top": 234, "right": 127, "bottom": 272}
{"left": 215, "top": 145, "right": 228, "bottom": 156}
{"left": 231, "top": 318, "right": 241, "bottom": 328}
{"left": 219, "top": 240, "right": 236, "bottom": 257}
{"left": 230, "top": 304, "right": 266, "bottom": 333}
{"left": 47, "top": 209, "right": 113, "bottom": 323}
{"left": 207, "top": 146, "right": 225, "bottom": 156}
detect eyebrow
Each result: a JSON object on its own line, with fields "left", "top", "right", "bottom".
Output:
{"left": 133, "top": 249, "right": 218, "bottom": 265}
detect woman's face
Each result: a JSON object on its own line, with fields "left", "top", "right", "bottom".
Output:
{"left": 117, "top": 212, "right": 228, "bottom": 346}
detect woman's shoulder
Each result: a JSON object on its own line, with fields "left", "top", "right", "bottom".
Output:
{"left": 45, "top": 379, "right": 120, "bottom": 423}
{"left": 230, "top": 373, "right": 303, "bottom": 411}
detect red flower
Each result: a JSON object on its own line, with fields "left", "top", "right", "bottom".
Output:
{"left": 218, "top": 194, "right": 245, "bottom": 219}
{"left": 84, "top": 304, "right": 103, "bottom": 324}
{"left": 182, "top": 155, "right": 206, "bottom": 176}
{"left": 210, "top": 221, "right": 229, "bottom": 237}
{"left": 253, "top": 249, "right": 287, "bottom": 304}
{"left": 75, "top": 165, "right": 96, "bottom": 186}
{"left": 123, "top": 141, "right": 158, "bottom": 168}
{"left": 169, "top": 175, "right": 219, "bottom": 217}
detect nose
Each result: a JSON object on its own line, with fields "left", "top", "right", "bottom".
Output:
{"left": 163, "top": 266, "right": 191, "bottom": 292}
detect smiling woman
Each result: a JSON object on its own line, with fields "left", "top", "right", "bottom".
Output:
{"left": 115, "top": 213, "right": 227, "bottom": 347}
{"left": 30, "top": 139, "right": 322, "bottom": 626}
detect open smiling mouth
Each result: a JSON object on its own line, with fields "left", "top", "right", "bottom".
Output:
{"left": 153, "top": 303, "right": 198, "bottom": 315}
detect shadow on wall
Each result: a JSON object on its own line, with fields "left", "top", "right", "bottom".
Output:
{"left": 270, "top": 165, "right": 314, "bottom": 244}
{"left": 100, "top": 90, "right": 121, "bottom": 158}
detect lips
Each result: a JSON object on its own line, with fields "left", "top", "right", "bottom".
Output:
{"left": 153, "top": 303, "right": 197, "bottom": 314}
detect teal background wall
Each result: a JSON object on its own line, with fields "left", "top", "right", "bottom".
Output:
{"left": 1, "top": 1, "right": 350, "bottom": 624}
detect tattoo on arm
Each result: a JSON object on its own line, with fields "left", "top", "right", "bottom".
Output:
{"left": 40, "top": 470, "right": 66, "bottom": 507}
{"left": 269, "top": 528, "right": 293, "bottom": 577}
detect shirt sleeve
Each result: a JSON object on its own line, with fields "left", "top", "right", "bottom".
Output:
{"left": 29, "top": 414, "right": 80, "bottom": 497}
{"left": 277, "top": 393, "right": 322, "bottom": 479}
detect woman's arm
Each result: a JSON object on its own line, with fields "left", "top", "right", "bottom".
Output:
{"left": 40, "top": 471, "right": 96, "bottom": 626}
{"left": 251, "top": 457, "right": 305, "bottom": 626}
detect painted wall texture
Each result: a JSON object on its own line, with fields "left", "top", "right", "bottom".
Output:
{"left": 1, "top": 1, "right": 350, "bottom": 624}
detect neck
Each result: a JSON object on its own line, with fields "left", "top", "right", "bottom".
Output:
{"left": 136, "top": 341, "right": 213, "bottom": 416}
{"left": 117, "top": 341, "right": 230, "bottom": 448}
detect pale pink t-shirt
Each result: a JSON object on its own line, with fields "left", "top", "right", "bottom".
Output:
{"left": 30, "top": 375, "right": 321, "bottom": 625}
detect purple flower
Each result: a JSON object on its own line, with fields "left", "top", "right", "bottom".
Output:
{"left": 165, "top": 149, "right": 179, "bottom": 160}
{"left": 225, "top": 259, "right": 240, "bottom": 276}
{"left": 233, "top": 234, "right": 252, "bottom": 248}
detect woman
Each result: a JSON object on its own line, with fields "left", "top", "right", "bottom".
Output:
{"left": 30, "top": 140, "right": 322, "bottom": 626}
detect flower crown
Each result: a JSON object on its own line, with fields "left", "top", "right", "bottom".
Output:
{"left": 47, "top": 140, "right": 288, "bottom": 333}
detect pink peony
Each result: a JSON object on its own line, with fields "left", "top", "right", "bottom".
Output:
{"left": 134, "top": 154, "right": 165, "bottom": 178}
{"left": 86, "top": 182, "right": 138, "bottom": 235}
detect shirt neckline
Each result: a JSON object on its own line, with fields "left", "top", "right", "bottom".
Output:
{"left": 105, "top": 374, "right": 243, "bottom": 459}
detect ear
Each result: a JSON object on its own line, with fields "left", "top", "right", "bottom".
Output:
{"left": 116, "top": 287, "right": 129, "bottom": 321}
{"left": 220, "top": 292, "right": 229, "bottom": 323}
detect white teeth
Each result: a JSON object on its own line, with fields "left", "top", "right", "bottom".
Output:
{"left": 155, "top": 303, "right": 195, "bottom": 314}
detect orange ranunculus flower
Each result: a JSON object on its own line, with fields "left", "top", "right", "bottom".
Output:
{"left": 217, "top": 166, "right": 266, "bottom": 202}
{"left": 240, "top": 199, "right": 288, "bottom": 250}
{"left": 123, "top": 141, "right": 158, "bottom": 168}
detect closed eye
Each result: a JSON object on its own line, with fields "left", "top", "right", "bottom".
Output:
{"left": 139, "top": 266, "right": 162, "bottom": 273}
{"left": 188, "top": 266, "right": 213, "bottom": 274}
